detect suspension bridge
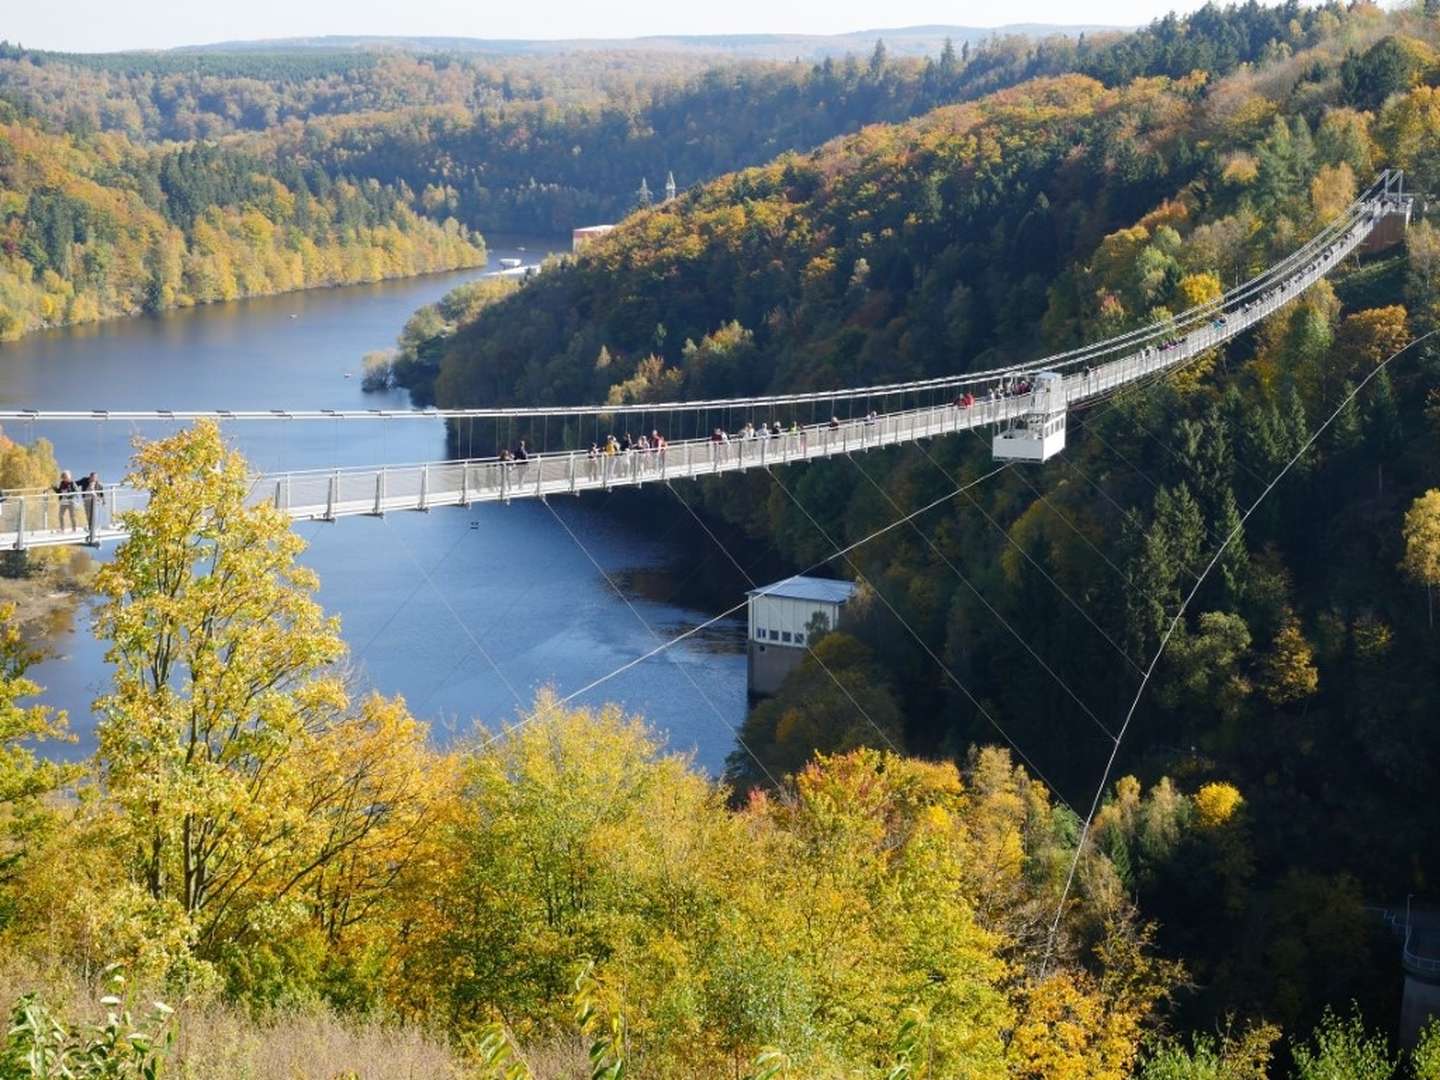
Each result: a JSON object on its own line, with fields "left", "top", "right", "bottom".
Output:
{"left": 0, "top": 171, "right": 1414, "bottom": 551}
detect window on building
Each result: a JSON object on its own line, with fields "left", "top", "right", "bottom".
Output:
{"left": 768, "top": 630, "right": 779, "bottom": 641}
{"left": 781, "top": 631, "right": 792, "bottom": 643}
{"left": 755, "top": 626, "right": 766, "bottom": 641}
{"left": 795, "top": 632, "right": 805, "bottom": 645}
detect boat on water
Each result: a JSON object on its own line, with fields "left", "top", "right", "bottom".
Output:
{"left": 498, "top": 257, "right": 523, "bottom": 269}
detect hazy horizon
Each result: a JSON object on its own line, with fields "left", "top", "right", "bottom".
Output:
{"left": 9, "top": 0, "right": 1208, "bottom": 55}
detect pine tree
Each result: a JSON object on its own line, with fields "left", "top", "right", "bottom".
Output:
{"left": 1364, "top": 368, "right": 1403, "bottom": 457}
{"left": 1327, "top": 379, "right": 1363, "bottom": 460}
{"left": 869, "top": 39, "right": 888, "bottom": 77}
{"left": 1214, "top": 487, "right": 1248, "bottom": 608}
{"left": 939, "top": 38, "right": 957, "bottom": 76}
{"left": 1280, "top": 381, "right": 1313, "bottom": 475}
{"left": 1154, "top": 483, "right": 1206, "bottom": 581}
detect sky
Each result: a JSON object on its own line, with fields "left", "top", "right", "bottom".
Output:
{"left": 8, "top": 0, "right": 1217, "bottom": 54}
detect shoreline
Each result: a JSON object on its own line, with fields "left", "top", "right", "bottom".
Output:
{"left": 0, "top": 250, "right": 492, "bottom": 349}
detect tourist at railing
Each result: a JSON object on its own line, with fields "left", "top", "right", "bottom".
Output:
{"left": 513, "top": 440, "right": 530, "bottom": 484}
{"left": 54, "top": 471, "right": 80, "bottom": 531}
{"left": 78, "top": 471, "right": 104, "bottom": 537}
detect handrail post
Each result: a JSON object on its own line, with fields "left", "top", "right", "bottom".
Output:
{"left": 461, "top": 462, "right": 469, "bottom": 506}
{"left": 374, "top": 469, "right": 386, "bottom": 516}
{"left": 419, "top": 464, "right": 429, "bottom": 511}
{"left": 570, "top": 452, "right": 578, "bottom": 493}
{"left": 13, "top": 496, "right": 25, "bottom": 551}
{"left": 325, "top": 473, "right": 337, "bottom": 522}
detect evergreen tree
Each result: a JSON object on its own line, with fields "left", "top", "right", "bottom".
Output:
{"left": 939, "top": 38, "right": 958, "bottom": 76}
{"left": 1364, "top": 367, "right": 1403, "bottom": 459}
{"left": 1328, "top": 380, "right": 1364, "bottom": 459}
{"left": 869, "top": 39, "right": 888, "bottom": 77}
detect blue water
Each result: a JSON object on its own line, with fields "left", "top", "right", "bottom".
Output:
{"left": 0, "top": 238, "right": 748, "bottom": 771}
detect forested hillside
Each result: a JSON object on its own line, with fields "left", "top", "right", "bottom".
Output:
{"left": 2, "top": 2, "right": 1357, "bottom": 240}
{"left": 237, "top": 1, "right": 1363, "bottom": 234}
{"left": 0, "top": 0, "right": 1378, "bottom": 343}
{"left": 423, "top": 0, "right": 1440, "bottom": 1044}
{"left": 0, "top": 105, "right": 486, "bottom": 339}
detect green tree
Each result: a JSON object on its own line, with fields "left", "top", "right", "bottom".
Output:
{"left": 1291, "top": 1007, "right": 1395, "bottom": 1080}
{"left": 1137, "top": 1022, "right": 1278, "bottom": 1079}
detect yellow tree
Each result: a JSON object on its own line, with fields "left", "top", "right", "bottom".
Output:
{"left": 1007, "top": 925, "right": 1180, "bottom": 1080}
{"left": 1401, "top": 489, "right": 1440, "bottom": 627}
{"left": 0, "top": 602, "right": 75, "bottom": 885}
{"left": 1258, "top": 614, "right": 1319, "bottom": 705}
{"left": 92, "top": 422, "right": 448, "bottom": 984}
{"left": 1310, "top": 161, "right": 1356, "bottom": 225}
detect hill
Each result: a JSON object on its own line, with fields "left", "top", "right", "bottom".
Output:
{"left": 172, "top": 24, "right": 1127, "bottom": 60}
{"left": 420, "top": 0, "right": 1440, "bottom": 1037}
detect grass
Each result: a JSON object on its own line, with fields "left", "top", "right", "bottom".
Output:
{"left": 0, "top": 959, "right": 468, "bottom": 1079}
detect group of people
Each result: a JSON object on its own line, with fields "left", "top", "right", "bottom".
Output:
{"left": 950, "top": 376, "right": 1036, "bottom": 410}
{"left": 710, "top": 419, "right": 810, "bottom": 455}
{"left": 581, "top": 430, "right": 671, "bottom": 481}
{"left": 50, "top": 470, "right": 104, "bottom": 534}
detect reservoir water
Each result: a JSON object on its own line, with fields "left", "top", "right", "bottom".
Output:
{"left": 0, "top": 238, "right": 748, "bottom": 772}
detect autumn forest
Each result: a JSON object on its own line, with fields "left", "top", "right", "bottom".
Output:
{"left": 3, "top": 1, "right": 1440, "bottom": 1077}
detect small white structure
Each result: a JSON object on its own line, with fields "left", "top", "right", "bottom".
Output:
{"left": 746, "top": 575, "right": 857, "bottom": 695}
{"left": 992, "top": 371, "right": 1066, "bottom": 463}
{"left": 572, "top": 224, "right": 616, "bottom": 252}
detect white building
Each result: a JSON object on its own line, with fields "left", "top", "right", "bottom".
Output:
{"left": 572, "top": 224, "right": 616, "bottom": 252}
{"left": 746, "top": 575, "right": 857, "bottom": 695}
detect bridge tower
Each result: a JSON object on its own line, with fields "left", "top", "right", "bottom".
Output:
{"left": 1364, "top": 168, "right": 1416, "bottom": 253}
{"left": 992, "top": 371, "right": 1067, "bottom": 463}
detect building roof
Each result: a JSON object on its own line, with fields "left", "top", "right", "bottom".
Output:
{"left": 747, "top": 575, "right": 857, "bottom": 605}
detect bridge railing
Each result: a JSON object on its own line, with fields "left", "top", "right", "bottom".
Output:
{"left": 0, "top": 486, "right": 148, "bottom": 548}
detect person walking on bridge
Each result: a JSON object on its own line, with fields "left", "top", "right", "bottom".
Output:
{"left": 53, "top": 471, "right": 80, "bottom": 532}
{"left": 77, "top": 471, "right": 104, "bottom": 540}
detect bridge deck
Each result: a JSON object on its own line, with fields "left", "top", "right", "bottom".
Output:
{"left": 0, "top": 194, "right": 1404, "bottom": 551}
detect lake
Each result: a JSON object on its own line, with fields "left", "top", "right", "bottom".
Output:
{"left": 0, "top": 237, "right": 749, "bottom": 773}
